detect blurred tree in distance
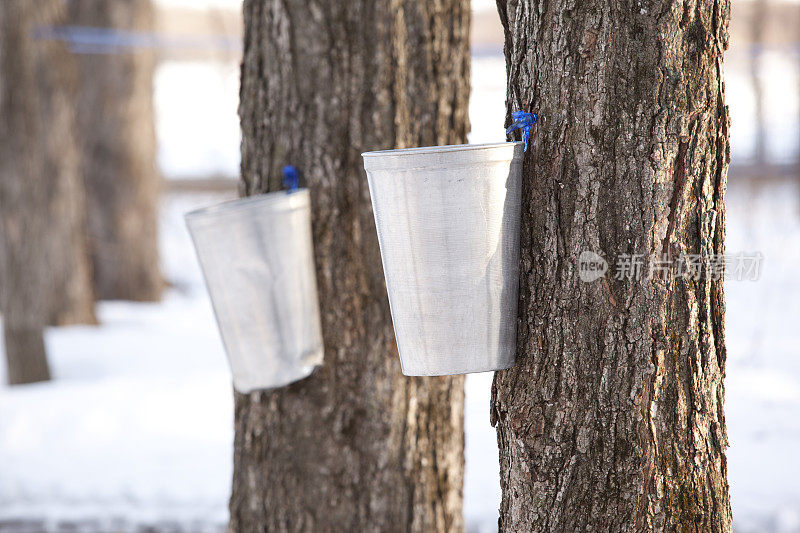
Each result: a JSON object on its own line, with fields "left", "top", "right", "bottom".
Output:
{"left": 751, "top": 0, "right": 768, "bottom": 166}
{"left": 0, "top": 0, "right": 96, "bottom": 385}
{"left": 69, "top": 0, "right": 163, "bottom": 302}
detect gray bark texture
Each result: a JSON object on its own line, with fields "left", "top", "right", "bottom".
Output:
{"left": 0, "top": 0, "right": 95, "bottom": 384}
{"left": 230, "top": 0, "right": 470, "bottom": 531}
{"left": 69, "top": 0, "right": 163, "bottom": 302}
{"left": 491, "top": 0, "right": 732, "bottom": 531}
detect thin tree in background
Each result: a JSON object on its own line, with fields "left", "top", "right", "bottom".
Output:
{"left": 751, "top": 0, "right": 768, "bottom": 166}
{"left": 492, "top": 0, "right": 732, "bottom": 530}
{"left": 230, "top": 0, "right": 470, "bottom": 530}
{"left": 69, "top": 0, "right": 163, "bottom": 302}
{"left": 0, "top": 0, "right": 95, "bottom": 384}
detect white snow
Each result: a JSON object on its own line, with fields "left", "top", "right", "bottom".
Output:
{"left": 724, "top": 178, "right": 800, "bottom": 533}
{"left": 0, "top": 193, "right": 234, "bottom": 530}
{"left": 157, "top": 0, "right": 242, "bottom": 11}
{"left": 1, "top": 35, "right": 800, "bottom": 533}
{"left": 154, "top": 62, "right": 241, "bottom": 179}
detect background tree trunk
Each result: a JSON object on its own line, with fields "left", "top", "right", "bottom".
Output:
{"left": 491, "top": 0, "right": 732, "bottom": 531}
{"left": 750, "top": 0, "right": 767, "bottom": 166}
{"left": 0, "top": 0, "right": 95, "bottom": 384}
{"left": 69, "top": 0, "right": 163, "bottom": 302}
{"left": 230, "top": 0, "right": 470, "bottom": 531}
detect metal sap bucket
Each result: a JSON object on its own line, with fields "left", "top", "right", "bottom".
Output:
{"left": 185, "top": 189, "right": 323, "bottom": 392}
{"left": 363, "top": 142, "right": 524, "bottom": 376}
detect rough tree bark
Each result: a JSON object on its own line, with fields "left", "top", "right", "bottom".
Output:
{"left": 491, "top": 0, "right": 732, "bottom": 531}
{"left": 230, "top": 0, "right": 470, "bottom": 531}
{"left": 0, "top": 0, "right": 96, "bottom": 384}
{"left": 69, "top": 0, "right": 162, "bottom": 302}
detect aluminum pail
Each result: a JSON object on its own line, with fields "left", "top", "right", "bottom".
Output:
{"left": 185, "top": 189, "right": 323, "bottom": 391}
{"left": 363, "top": 142, "right": 523, "bottom": 375}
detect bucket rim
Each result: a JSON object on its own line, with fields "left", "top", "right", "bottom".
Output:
{"left": 184, "top": 188, "right": 310, "bottom": 221}
{"left": 361, "top": 141, "right": 523, "bottom": 158}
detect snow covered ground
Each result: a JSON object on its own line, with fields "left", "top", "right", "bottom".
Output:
{"left": 0, "top": 193, "right": 233, "bottom": 532}
{"left": 1, "top": 51, "right": 800, "bottom": 533}
{"left": 724, "top": 177, "right": 800, "bottom": 533}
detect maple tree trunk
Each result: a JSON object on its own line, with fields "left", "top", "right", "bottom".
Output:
{"left": 0, "top": 0, "right": 95, "bottom": 384}
{"left": 492, "top": 0, "right": 733, "bottom": 530}
{"left": 229, "top": 0, "right": 470, "bottom": 531}
{"left": 750, "top": 0, "right": 767, "bottom": 165}
{"left": 69, "top": 0, "right": 163, "bottom": 302}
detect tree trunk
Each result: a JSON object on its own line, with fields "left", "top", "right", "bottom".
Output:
{"left": 491, "top": 0, "right": 732, "bottom": 531}
{"left": 2, "top": 327, "right": 49, "bottom": 385}
{"left": 0, "top": 0, "right": 95, "bottom": 384}
{"left": 230, "top": 1, "right": 470, "bottom": 531}
{"left": 750, "top": 0, "right": 767, "bottom": 165}
{"left": 69, "top": 0, "right": 163, "bottom": 302}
